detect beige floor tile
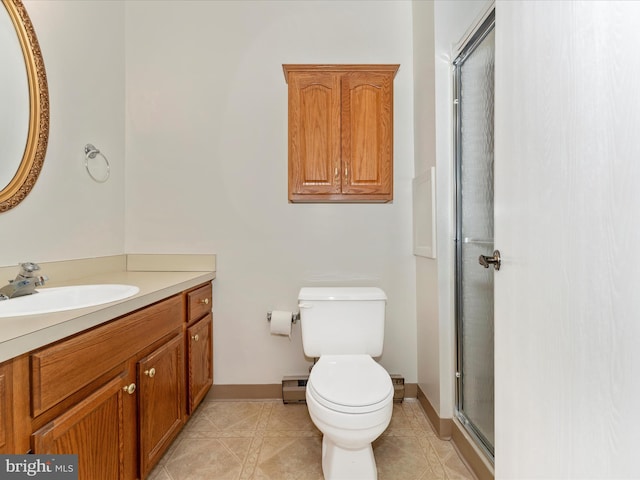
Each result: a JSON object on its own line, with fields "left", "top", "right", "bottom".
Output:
{"left": 163, "top": 437, "right": 249, "bottom": 480}
{"left": 417, "top": 436, "right": 448, "bottom": 474}
{"left": 411, "top": 411, "right": 438, "bottom": 435}
{"left": 253, "top": 436, "right": 323, "bottom": 480}
{"left": 200, "top": 401, "right": 267, "bottom": 431}
{"left": 265, "top": 402, "right": 319, "bottom": 433}
{"left": 374, "top": 435, "right": 432, "bottom": 480}
{"left": 384, "top": 403, "right": 415, "bottom": 433}
{"left": 427, "top": 435, "right": 457, "bottom": 460}
{"left": 149, "top": 399, "right": 474, "bottom": 480}
{"left": 442, "top": 454, "right": 476, "bottom": 480}
{"left": 417, "top": 465, "right": 447, "bottom": 480}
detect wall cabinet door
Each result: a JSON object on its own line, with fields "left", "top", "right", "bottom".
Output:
{"left": 341, "top": 71, "right": 394, "bottom": 197}
{"left": 137, "top": 334, "right": 185, "bottom": 478}
{"left": 287, "top": 71, "right": 342, "bottom": 197}
{"left": 284, "top": 64, "right": 398, "bottom": 203}
{"left": 187, "top": 313, "right": 213, "bottom": 413}
{"left": 32, "top": 371, "right": 136, "bottom": 480}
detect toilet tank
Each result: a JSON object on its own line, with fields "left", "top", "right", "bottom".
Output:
{"left": 298, "top": 287, "right": 387, "bottom": 357}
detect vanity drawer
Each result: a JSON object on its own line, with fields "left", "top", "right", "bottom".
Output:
{"left": 187, "top": 283, "right": 212, "bottom": 323}
{"left": 31, "top": 295, "right": 184, "bottom": 417}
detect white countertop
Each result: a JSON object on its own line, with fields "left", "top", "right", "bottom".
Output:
{"left": 0, "top": 255, "right": 215, "bottom": 363}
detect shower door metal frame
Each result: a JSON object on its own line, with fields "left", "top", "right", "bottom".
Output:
{"left": 453, "top": 8, "right": 496, "bottom": 462}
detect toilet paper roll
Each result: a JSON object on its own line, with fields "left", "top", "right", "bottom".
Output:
{"left": 270, "top": 310, "right": 293, "bottom": 338}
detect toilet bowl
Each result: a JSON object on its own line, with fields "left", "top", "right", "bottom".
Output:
{"left": 306, "top": 354, "right": 394, "bottom": 480}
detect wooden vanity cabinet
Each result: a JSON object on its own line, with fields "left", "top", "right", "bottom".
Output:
{"left": 30, "top": 294, "right": 186, "bottom": 480}
{"left": 283, "top": 64, "right": 399, "bottom": 203}
{"left": 185, "top": 283, "right": 213, "bottom": 414}
{"left": 1, "top": 281, "right": 213, "bottom": 479}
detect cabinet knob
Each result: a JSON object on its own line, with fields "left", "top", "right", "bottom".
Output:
{"left": 192, "top": 334, "right": 199, "bottom": 342}
{"left": 199, "top": 298, "right": 209, "bottom": 305}
{"left": 123, "top": 383, "right": 136, "bottom": 395}
{"left": 144, "top": 368, "right": 156, "bottom": 378}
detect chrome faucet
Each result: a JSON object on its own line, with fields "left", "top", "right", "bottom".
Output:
{"left": 0, "top": 262, "right": 48, "bottom": 300}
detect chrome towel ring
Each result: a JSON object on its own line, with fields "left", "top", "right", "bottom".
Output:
{"left": 84, "top": 143, "right": 110, "bottom": 183}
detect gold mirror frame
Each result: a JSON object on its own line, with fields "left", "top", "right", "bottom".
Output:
{"left": 0, "top": 0, "right": 49, "bottom": 213}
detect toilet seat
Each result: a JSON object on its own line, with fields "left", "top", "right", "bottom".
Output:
{"left": 308, "top": 355, "right": 394, "bottom": 414}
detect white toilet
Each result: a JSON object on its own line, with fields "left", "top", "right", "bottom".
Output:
{"left": 298, "top": 287, "right": 394, "bottom": 480}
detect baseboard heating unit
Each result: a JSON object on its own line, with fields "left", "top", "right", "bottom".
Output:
{"left": 282, "top": 375, "right": 308, "bottom": 404}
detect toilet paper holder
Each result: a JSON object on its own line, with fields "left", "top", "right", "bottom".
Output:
{"left": 267, "top": 311, "right": 300, "bottom": 324}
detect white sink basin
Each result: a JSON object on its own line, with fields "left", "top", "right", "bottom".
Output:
{"left": 0, "top": 284, "right": 140, "bottom": 318}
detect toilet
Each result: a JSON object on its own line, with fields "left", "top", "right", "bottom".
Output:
{"left": 298, "top": 287, "right": 394, "bottom": 480}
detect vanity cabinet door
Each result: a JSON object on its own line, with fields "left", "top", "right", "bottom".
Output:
{"left": 0, "top": 361, "right": 11, "bottom": 453}
{"left": 137, "top": 334, "right": 185, "bottom": 478}
{"left": 32, "top": 370, "right": 137, "bottom": 480}
{"left": 187, "top": 313, "right": 213, "bottom": 413}
{"left": 0, "top": 357, "right": 28, "bottom": 454}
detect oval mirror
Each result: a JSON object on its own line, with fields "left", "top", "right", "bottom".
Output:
{"left": 0, "top": 0, "right": 48, "bottom": 213}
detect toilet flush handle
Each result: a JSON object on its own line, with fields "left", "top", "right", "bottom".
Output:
{"left": 298, "top": 303, "right": 313, "bottom": 309}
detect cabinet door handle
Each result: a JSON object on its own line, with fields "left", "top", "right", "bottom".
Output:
{"left": 144, "top": 368, "right": 156, "bottom": 378}
{"left": 192, "top": 334, "right": 199, "bottom": 342}
{"left": 123, "top": 383, "right": 136, "bottom": 395}
{"left": 199, "top": 298, "right": 209, "bottom": 305}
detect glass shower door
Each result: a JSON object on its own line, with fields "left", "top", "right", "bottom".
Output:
{"left": 453, "top": 11, "right": 495, "bottom": 459}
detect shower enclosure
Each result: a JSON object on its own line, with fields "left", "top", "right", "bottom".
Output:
{"left": 453, "top": 10, "right": 495, "bottom": 460}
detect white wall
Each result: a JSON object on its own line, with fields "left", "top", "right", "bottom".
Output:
{"left": 124, "top": 1, "right": 417, "bottom": 384}
{"left": 412, "top": 0, "right": 441, "bottom": 411}
{"left": 0, "top": 1, "right": 417, "bottom": 387}
{"left": 422, "top": 0, "right": 492, "bottom": 419}
{"left": 495, "top": 1, "right": 640, "bottom": 476}
{"left": 0, "top": 1, "right": 125, "bottom": 266}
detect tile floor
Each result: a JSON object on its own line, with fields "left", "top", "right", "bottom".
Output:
{"left": 148, "top": 397, "right": 475, "bottom": 480}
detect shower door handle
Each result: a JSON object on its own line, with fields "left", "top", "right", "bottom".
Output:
{"left": 479, "top": 250, "right": 501, "bottom": 271}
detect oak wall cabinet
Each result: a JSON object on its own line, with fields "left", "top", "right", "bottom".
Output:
{"left": 283, "top": 64, "right": 399, "bottom": 203}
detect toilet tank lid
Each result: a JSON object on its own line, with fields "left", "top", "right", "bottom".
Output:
{"left": 298, "top": 287, "right": 387, "bottom": 301}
